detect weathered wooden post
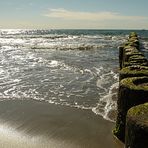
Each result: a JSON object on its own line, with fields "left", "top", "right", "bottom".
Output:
{"left": 125, "top": 103, "right": 148, "bottom": 148}
{"left": 114, "top": 76, "right": 148, "bottom": 142}
{"left": 113, "top": 32, "right": 148, "bottom": 143}
{"left": 119, "top": 65, "right": 148, "bottom": 81}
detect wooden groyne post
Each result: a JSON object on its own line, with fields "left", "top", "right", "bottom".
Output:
{"left": 113, "top": 32, "right": 148, "bottom": 147}
{"left": 126, "top": 103, "right": 148, "bottom": 148}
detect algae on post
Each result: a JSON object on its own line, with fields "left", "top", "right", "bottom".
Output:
{"left": 125, "top": 103, "right": 148, "bottom": 148}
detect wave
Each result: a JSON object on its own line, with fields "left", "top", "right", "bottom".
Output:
{"left": 0, "top": 29, "right": 128, "bottom": 122}
{"left": 0, "top": 60, "right": 119, "bottom": 121}
{"left": 92, "top": 82, "right": 118, "bottom": 122}
{"left": 0, "top": 29, "right": 52, "bottom": 35}
{"left": 0, "top": 30, "right": 126, "bottom": 53}
{"left": 0, "top": 38, "right": 113, "bottom": 51}
{"left": 92, "top": 70, "right": 119, "bottom": 122}
{"left": 0, "top": 39, "right": 120, "bottom": 122}
{"left": 30, "top": 44, "right": 107, "bottom": 50}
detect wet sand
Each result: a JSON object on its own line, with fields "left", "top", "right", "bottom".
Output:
{"left": 0, "top": 100, "right": 123, "bottom": 148}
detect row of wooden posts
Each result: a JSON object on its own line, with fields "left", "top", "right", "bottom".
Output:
{"left": 113, "top": 32, "right": 148, "bottom": 148}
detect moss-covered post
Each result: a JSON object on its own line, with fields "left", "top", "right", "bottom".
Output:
{"left": 114, "top": 32, "right": 148, "bottom": 144}
{"left": 113, "top": 77, "right": 148, "bottom": 142}
{"left": 123, "top": 48, "right": 140, "bottom": 63}
{"left": 119, "top": 65, "right": 148, "bottom": 81}
{"left": 125, "top": 103, "right": 148, "bottom": 148}
{"left": 120, "top": 32, "right": 142, "bottom": 69}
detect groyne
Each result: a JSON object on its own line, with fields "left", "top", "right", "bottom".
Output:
{"left": 113, "top": 32, "right": 148, "bottom": 147}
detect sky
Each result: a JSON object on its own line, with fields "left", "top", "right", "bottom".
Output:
{"left": 0, "top": 0, "right": 148, "bottom": 29}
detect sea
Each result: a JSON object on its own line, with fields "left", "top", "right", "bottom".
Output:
{"left": 0, "top": 29, "right": 148, "bottom": 122}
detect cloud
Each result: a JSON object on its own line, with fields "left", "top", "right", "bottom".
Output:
{"left": 44, "top": 8, "right": 148, "bottom": 21}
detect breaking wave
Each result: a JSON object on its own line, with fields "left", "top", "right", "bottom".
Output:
{"left": 0, "top": 29, "right": 130, "bottom": 121}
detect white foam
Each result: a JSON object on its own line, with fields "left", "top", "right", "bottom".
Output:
{"left": 48, "top": 60, "right": 60, "bottom": 67}
{"left": 0, "top": 29, "right": 124, "bottom": 123}
{"left": 92, "top": 82, "right": 118, "bottom": 122}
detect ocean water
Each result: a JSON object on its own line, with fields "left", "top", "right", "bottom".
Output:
{"left": 0, "top": 29, "right": 148, "bottom": 122}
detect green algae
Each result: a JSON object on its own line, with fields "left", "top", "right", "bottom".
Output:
{"left": 123, "top": 61, "right": 148, "bottom": 67}
{"left": 129, "top": 32, "right": 138, "bottom": 38}
{"left": 120, "top": 66, "right": 148, "bottom": 75}
{"left": 129, "top": 55, "right": 146, "bottom": 60}
{"left": 128, "top": 38, "right": 139, "bottom": 43}
{"left": 125, "top": 51, "right": 143, "bottom": 56}
{"left": 128, "top": 103, "right": 148, "bottom": 117}
{"left": 126, "top": 103, "right": 148, "bottom": 148}
{"left": 119, "top": 66, "right": 148, "bottom": 80}
{"left": 113, "top": 122, "right": 122, "bottom": 137}
{"left": 123, "top": 51, "right": 144, "bottom": 63}
{"left": 116, "top": 77, "right": 148, "bottom": 142}
{"left": 125, "top": 42, "right": 139, "bottom": 48}
{"left": 113, "top": 113, "right": 125, "bottom": 141}
{"left": 115, "top": 32, "right": 148, "bottom": 143}
{"left": 120, "top": 77, "right": 148, "bottom": 91}
{"left": 124, "top": 47, "right": 139, "bottom": 52}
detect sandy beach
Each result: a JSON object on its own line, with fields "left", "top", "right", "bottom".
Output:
{"left": 0, "top": 100, "right": 123, "bottom": 148}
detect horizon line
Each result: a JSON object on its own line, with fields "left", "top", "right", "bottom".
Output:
{"left": 0, "top": 28, "right": 147, "bottom": 30}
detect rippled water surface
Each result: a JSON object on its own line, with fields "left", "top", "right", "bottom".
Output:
{"left": 0, "top": 29, "right": 148, "bottom": 121}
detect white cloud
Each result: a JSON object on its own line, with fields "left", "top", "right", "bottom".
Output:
{"left": 44, "top": 8, "right": 148, "bottom": 21}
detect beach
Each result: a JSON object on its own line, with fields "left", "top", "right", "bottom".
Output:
{"left": 0, "top": 29, "right": 147, "bottom": 148}
{"left": 0, "top": 99, "right": 123, "bottom": 148}
{"left": 0, "top": 0, "right": 148, "bottom": 147}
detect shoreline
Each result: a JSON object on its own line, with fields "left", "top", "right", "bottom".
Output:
{"left": 0, "top": 99, "right": 123, "bottom": 148}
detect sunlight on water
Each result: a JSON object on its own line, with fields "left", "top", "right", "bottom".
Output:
{"left": 0, "top": 123, "right": 41, "bottom": 148}
{"left": 0, "top": 123, "right": 72, "bottom": 148}
{"left": 0, "top": 29, "right": 147, "bottom": 121}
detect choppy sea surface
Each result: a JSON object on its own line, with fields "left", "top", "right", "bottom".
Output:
{"left": 0, "top": 29, "right": 148, "bottom": 122}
